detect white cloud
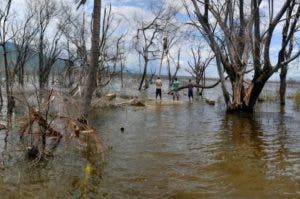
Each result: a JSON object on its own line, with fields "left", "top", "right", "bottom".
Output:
{"left": 6, "top": 0, "right": 300, "bottom": 79}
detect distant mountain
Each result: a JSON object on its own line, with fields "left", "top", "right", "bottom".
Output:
{"left": 0, "top": 42, "right": 66, "bottom": 71}
{"left": 289, "top": 76, "right": 300, "bottom": 82}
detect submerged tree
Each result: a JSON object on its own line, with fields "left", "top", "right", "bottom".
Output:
{"left": 11, "top": 7, "right": 38, "bottom": 87}
{"left": 279, "top": 2, "right": 300, "bottom": 105}
{"left": 187, "top": 0, "right": 300, "bottom": 112}
{"left": 0, "top": 0, "right": 14, "bottom": 114}
{"left": 60, "top": 5, "right": 88, "bottom": 87}
{"left": 134, "top": 12, "right": 162, "bottom": 90}
{"left": 76, "top": 0, "right": 101, "bottom": 118}
{"left": 186, "top": 47, "right": 214, "bottom": 95}
{"left": 134, "top": 3, "right": 179, "bottom": 90}
{"left": 158, "top": 10, "right": 182, "bottom": 86}
{"left": 28, "top": 0, "right": 63, "bottom": 90}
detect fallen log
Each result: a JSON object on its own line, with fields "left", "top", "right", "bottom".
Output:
{"left": 167, "top": 76, "right": 231, "bottom": 94}
{"left": 167, "top": 82, "right": 221, "bottom": 94}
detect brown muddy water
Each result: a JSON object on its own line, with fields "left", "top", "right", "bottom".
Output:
{"left": 0, "top": 80, "right": 299, "bottom": 198}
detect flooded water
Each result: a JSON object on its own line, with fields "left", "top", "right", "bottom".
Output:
{"left": 92, "top": 101, "right": 299, "bottom": 198}
{"left": 0, "top": 80, "right": 299, "bottom": 198}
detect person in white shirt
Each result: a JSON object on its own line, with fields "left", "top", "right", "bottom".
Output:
{"left": 155, "top": 77, "right": 162, "bottom": 100}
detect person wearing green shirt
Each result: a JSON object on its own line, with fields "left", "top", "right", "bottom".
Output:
{"left": 172, "top": 77, "right": 180, "bottom": 100}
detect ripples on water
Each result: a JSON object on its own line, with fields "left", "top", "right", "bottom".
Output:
{"left": 0, "top": 81, "right": 299, "bottom": 198}
{"left": 92, "top": 100, "right": 299, "bottom": 198}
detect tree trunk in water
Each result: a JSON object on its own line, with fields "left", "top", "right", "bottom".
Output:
{"left": 33, "top": 69, "right": 36, "bottom": 83}
{"left": 38, "top": 31, "right": 44, "bottom": 89}
{"left": 226, "top": 78, "right": 267, "bottom": 113}
{"left": 39, "top": 75, "right": 48, "bottom": 90}
{"left": 202, "top": 72, "right": 206, "bottom": 96}
{"left": 167, "top": 55, "right": 171, "bottom": 86}
{"left": 67, "top": 63, "right": 74, "bottom": 88}
{"left": 2, "top": 44, "right": 14, "bottom": 114}
{"left": 139, "top": 60, "right": 148, "bottom": 90}
{"left": 82, "top": 0, "right": 101, "bottom": 117}
{"left": 51, "top": 71, "right": 55, "bottom": 85}
{"left": 279, "top": 65, "right": 288, "bottom": 105}
{"left": 0, "top": 84, "right": 3, "bottom": 108}
{"left": 196, "top": 76, "right": 200, "bottom": 95}
{"left": 19, "top": 63, "right": 24, "bottom": 87}
{"left": 230, "top": 74, "right": 244, "bottom": 110}
{"left": 17, "top": 61, "right": 25, "bottom": 87}
{"left": 121, "top": 62, "right": 124, "bottom": 88}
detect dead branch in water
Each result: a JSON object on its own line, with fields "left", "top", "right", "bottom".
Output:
{"left": 67, "top": 118, "right": 106, "bottom": 160}
{"left": 16, "top": 88, "right": 106, "bottom": 163}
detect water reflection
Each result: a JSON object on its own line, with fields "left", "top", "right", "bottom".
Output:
{"left": 0, "top": 99, "right": 299, "bottom": 198}
{"left": 220, "top": 113, "right": 266, "bottom": 159}
{"left": 213, "top": 114, "right": 269, "bottom": 197}
{"left": 95, "top": 104, "right": 299, "bottom": 198}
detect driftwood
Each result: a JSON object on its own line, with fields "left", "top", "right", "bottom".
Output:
{"left": 18, "top": 106, "right": 105, "bottom": 161}
{"left": 167, "top": 75, "right": 234, "bottom": 94}
{"left": 19, "top": 107, "right": 62, "bottom": 139}
{"left": 15, "top": 87, "right": 106, "bottom": 163}
{"left": 68, "top": 118, "right": 105, "bottom": 160}
{"left": 167, "top": 81, "right": 222, "bottom": 94}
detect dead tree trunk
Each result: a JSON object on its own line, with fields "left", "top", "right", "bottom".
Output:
{"left": 120, "top": 61, "right": 125, "bottom": 88}
{"left": 279, "top": 3, "right": 296, "bottom": 105}
{"left": 188, "top": 0, "right": 300, "bottom": 112}
{"left": 0, "top": 0, "right": 13, "bottom": 114}
{"left": 186, "top": 47, "right": 213, "bottom": 96}
{"left": 170, "top": 49, "right": 181, "bottom": 86}
{"left": 279, "top": 65, "right": 288, "bottom": 105}
{"left": 1, "top": 44, "right": 14, "bottom": 114}
{"left": 0, "top": 84, "right": 3, "bottom": 107}
{"left": 82, "top": 0, "right": 101, "bottom": 117}
{"left": 139, "top": 57, "right": 148, "bottom": 90}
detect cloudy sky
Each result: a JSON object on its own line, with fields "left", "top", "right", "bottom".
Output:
{"left": 8, "top": 0, "right": 300, "bottom": 80}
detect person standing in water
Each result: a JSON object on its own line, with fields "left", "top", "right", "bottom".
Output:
{"left": 155, "top": 76, "right": 162, "bottom": 100}
{"left": 188, "top": 79, "right": 194, "bottom": 101}
{"left": 172, "top": 77, "right": 180, "bottom": 100}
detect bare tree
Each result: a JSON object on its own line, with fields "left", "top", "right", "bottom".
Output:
{"left": 186, "top": 47, "right": 214, "bottom": 95}
{"left": 60, "top": 5, "right": 88, "bottom": 86}
{"left": 0, "top": 81, "right": 3, "bottom": 107}
{"left": 108, "top": 33, "right": 127, "bottom": 87}
{"left": 134, "top": 9, "right": 164, "bottom": 90}
{"left": 186, "top": 0, "right": 300, "bottom": 112}
{"left": 170, "top": 49, "right": 181, "bottom": 83}
{"left": 74, "top": 1, "right": 126, "bottom": 115}
{"left": 11, "top": 8, "right": 38, "bottom": 87}
{"left": 279, "top": 3, "right": 300, "bottom": 105}
{"left": 76, "top": 0, "right": 102, "bottom": 118}
{"left": 0, "top": 0, "right": 14, "bottom": 114}
{"left": 29, "top": 0, "right": 62, "bottom": 90}
{"left": 158, "top": 9, "right": 183, "bottom": 86}
{"left": 95, "top": 5, "right": 126, "bottom": 90}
